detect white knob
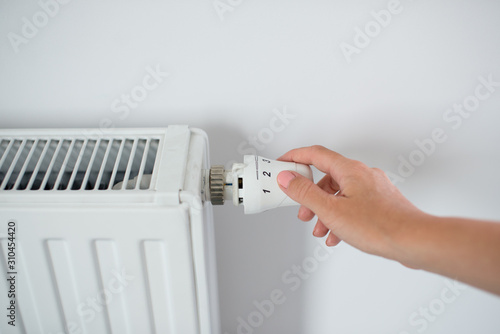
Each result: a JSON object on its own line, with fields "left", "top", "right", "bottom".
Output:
{"left": 231, "top": 155, "right": 313, "bottom": 214}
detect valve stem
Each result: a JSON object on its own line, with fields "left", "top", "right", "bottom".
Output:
{"left": 209, "top": 165, "right": 225, "bottom": 205}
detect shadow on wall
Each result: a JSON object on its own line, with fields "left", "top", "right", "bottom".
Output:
{"left": 203, "top": 123, "right": 316, "bottom": 334}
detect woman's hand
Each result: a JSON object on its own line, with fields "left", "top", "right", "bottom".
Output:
{"left": 277, "top": 145, "right": 425, "bottom": 260}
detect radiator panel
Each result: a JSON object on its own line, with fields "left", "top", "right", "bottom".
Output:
{"left": 1, "top": 207, "right": 201, "bottom": 334}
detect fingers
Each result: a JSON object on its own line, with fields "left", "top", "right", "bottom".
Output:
{"left": 277, "top": 145, "right": 352, "bottom": 183}
{"left": 313, "top": 219, "right": 342, "bottom": 247}
{"left": 317, "top": 173, "right": 340, "bottom": 194}
{"left": 313, "top": 219, "right": 329, "bottom": 237}
{"left": 326, "top": 231, "right": 342, "bottom": 247}
{"left": 298, "top": 174, "right": 340, "bottom": 221}
{"left": 277, "top": 171, "right": 335, "bottom": 219}
{"left": 298, "top": 205, "right": 315, "bottom": 221}
{"left": 278, "top": 146, "right": 347, "bottom": 248}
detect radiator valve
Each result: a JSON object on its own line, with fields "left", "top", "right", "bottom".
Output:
{"left": 203, "top": 155, "right": 313, "bottom": 214}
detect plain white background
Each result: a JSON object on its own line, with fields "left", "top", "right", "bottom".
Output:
{"left": 1, "top": 0, "right": 500, "bottom": 333}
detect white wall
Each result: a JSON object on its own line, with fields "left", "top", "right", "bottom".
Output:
{"left": 1, "top": 0, "right": 500, "bottom": 333}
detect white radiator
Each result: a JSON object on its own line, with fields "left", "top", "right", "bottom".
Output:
{"left": 0, "top": 125, "right": 220, "bottom": 334}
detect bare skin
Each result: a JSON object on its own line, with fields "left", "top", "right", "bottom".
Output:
{"left": 276, "top": 145, "right": 500, "bottom": 296}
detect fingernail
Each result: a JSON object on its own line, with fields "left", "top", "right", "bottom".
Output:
{"left": 277, "top": 171, "right": 296, "bottom": 189}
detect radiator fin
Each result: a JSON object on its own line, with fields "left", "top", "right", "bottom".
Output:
{"left": 0, "top": 241, "right": 44, "bottom": 333}
{"left": 94, "top": 240, "right": 131, "bottom": 334}
{"left": 46, "top": 240, "right": 87, "bottom": 334}
{"left": 143, "top": 240, "right": 174, "bottom": 334}
{"left": 0, "top": 136, "right": 160, "bottom": 191}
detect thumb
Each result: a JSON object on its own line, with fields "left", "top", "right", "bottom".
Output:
{"left": 277, "top": 170, "right": 332, "bottom": 217}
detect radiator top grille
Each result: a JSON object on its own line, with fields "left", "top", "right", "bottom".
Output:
{"left": 0, "top": 136, "right": 160, "bottom": 191}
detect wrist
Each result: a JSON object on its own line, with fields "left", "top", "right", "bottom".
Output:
{"left": 387, "top": 209, "right": 434, "bottom": 269}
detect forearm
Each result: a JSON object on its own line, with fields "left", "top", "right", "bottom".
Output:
{"left": 391, "top": 213, "right": 500, "bottom": 295}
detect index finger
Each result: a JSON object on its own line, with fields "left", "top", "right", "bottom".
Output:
{"left": 277, "top": 145, "right": 352, "bottom": 184}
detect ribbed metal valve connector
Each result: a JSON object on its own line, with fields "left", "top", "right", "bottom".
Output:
{"left": 209, "top": 165, "right": 225, "bottom": 205}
